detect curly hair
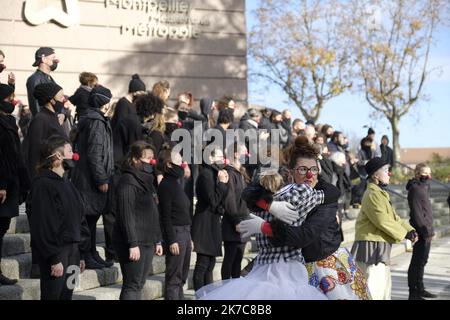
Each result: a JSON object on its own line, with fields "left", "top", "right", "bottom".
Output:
{"left": 283, "top": 136, "right": 319, "bottom": 169}
{"left": 135, "top": 93, "right": 164, "bottom": 121}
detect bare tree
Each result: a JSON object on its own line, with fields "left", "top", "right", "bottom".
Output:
{"left": 345, "top": 0, "right": 448, "bottom": 165}
{"left": 249, "top": 0, "right": 352, "bottom": 123}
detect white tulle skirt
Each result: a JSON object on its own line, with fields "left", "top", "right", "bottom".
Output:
{"left": 196, "top": 259, "right": 328, "bottom": 300}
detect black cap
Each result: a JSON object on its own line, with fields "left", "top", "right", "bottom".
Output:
{"left": 32, "top": 47, "right": 55, "bottom": 67}
{"left": 368, "top": 127, "right": 375, "bottom": 135}
{"left": 365, "top": 157, "right": 388, "bottom": 177}
{"left": 0, "top": 84, "right": 14, "bottom": 100}
{"left": 89, "top": 85, "right": 112, "bottom": 109}
{"left": 129, "top": 74, "right": 146, "bottom": 93}
{"left": 33, "top": 82, "right": 63, "bottom": 106}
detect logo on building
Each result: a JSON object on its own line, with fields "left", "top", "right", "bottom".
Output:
{"left": 24, "top": 0, "right": 80, "bottom": 28}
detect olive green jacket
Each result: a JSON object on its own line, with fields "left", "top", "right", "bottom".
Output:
{"left": 355, "top": 182, "right": 415, "bottom": 243}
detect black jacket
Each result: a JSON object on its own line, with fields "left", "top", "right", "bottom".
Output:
{"left": 222, "top": 165, "right": 249, "bottom": 242}
{"left": 22, "top": 107, "right": 68, "bottom": 179}
{"left": 0, "top": 114, "right": 30, "bottom": 218}
{"left": 380, "top": 144, "right": 394, "bottom": 169}
{"left": 112, "top": 113, "right": 143, "bottom": 166}
{"left": 111, "top": 97, "right": 135, "bottom": 129}
{"left": 406, "top": 179, "right": 434, "bottom": 239}
{"left": 113, "top": 166, "right": 161, "bottom": 248}
{"left": 158, "top": 172, "right": 192, "bottom": 245}
{"left": 319, "top": 158, "right": 334, "bottom": 185}
{"left": 29, "top": 170, "right": 90, "bottom": 264}
{"left": 192, "top": 164, "right": 228, "bottom": 256}
{"left": 69, "top": 86, "right": 91, "bottom": 120}
{"left": 26, "top": 70, "right": 55, "bottom": 116}
{"left": 270, "top": 202, "right": 342, "bottom": 263}
{"left": 71, "top": 108, "right": 114, "bottom": 216}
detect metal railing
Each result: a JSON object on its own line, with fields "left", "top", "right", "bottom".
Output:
{"left": 395, "top": 161, "right": 450, "bottom": 190}
{"left": 385, "top": 186, "right": 407, "bottom": 200}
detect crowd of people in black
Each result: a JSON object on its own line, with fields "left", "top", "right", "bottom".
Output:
{"left": 0, "top": 47, "right": 445, "bottom": 300}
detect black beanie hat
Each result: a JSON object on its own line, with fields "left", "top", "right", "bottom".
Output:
{"left": 89, "top": 85, "right": 112, "bottom": 109}
{"left": 33, "top": 82, "right": 63, "bottom": 106}
{"left": 368, "top": 127, "right": 375, "bottom": 135}
{"left": 129, "top": 74, "right": 146, "bottom": 93}
{"left": 0, "top": 84, "right": 14, "bottom": 100}
{"left": 365, "top": 157, "right": 388, "bottom": 177}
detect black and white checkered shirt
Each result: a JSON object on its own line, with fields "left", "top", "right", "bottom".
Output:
{"left": 255, "top": 184, "right": 325, "bottom": 265}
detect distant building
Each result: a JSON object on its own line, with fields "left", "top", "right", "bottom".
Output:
{"left": 400, "top": 148, "right": 450, "bottom": 167}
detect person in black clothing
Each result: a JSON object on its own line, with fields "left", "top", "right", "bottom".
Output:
{"left": 71, "top": 86, "right": 114, "bottom": 269}
{"left": 137, "top": 93, "right": 165, "bottom": 156}
{"left": 209, "top": 108, "right": 234, "bottom": 155}
{"left": 23, "top": 82, "right": 68, "bottom": 179}
{"left": 157, "top": 149, "right": 192, "bottom": 300}
{"left": 113, "top": 141, "right": 163, "bottom": 300}
{"left": 0, "top": 85, "right": 31, "bottom": 286}
{"left": 192, "top": 147, "right": 229, "bottom": 290}
{"left": 380, "top": 135, "right": 394, "bottom": 170}
{"left": 29, "top": 135, "right": 90, "bottom": 300}
{"left": 221, "top": 142, "right": 251, "bottom": 280}
{"left": 111, "top": 74, "right": 146, "bottom": 129}
{"left": 406, "top": 164, "right": 438, "bottom": 300}
{"left": 69, "top": 72, "right": 98, "bottom": 122}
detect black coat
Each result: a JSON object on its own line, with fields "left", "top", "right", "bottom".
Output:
{"left": 26, "top": 70, "right": 55, "bottom": 116}
{"left": 319, "top": 158, "right": 334, "bottom": 185}
{"left": 113, "top": 167, "right": 161, "bottom": 248}
{"left": 111, "top": 97, "right": 135, "bottom": 129}
{"left": 192, "top": 164, "right": 228, "bottom": 257}
{"left": 270, "top": 202, "right": 342, "bottom": 263}
{"left": 71, "top": 108, "right": 114, "bottom": 216}
{"left": 0, "top": 114, "right": 30, "bottom": 218}
{"left": 380, "top": 144, "right": 394, "bottom": 169}
{"left": 22, "top": 107, "right": 68, "bottom": 179}
{"left": 406, "top": 179, "right": 434, "bottom": 239}
{"left": 222, "top": 166, "right": 249, "bottom": 242}
{"left": 112, "top": 113, "right": 143, "bottom": 166}
{"left": 29, "top": 170, "right": 90, "bottom": 264}
{"left": 69, "top": 86, "right": 91, "bottom": 120}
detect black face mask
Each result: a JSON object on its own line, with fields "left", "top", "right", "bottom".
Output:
{"left": 63, "top": 159, "right": 75, "bottom": 171}
{"left": 0, "top": 101, "right": 15, "bottom": 114}
{"left": 50, "top": 60, "right": 58, "bottom": 71}
{"left": 178, "top": 111, "right": 188, "bottom": 121}
{"left": 168, "top": 164, "right": 185, "bottom": 179}
{"left": 0, "top": 64, "right": 5, "bottom": 73}
{"left": 141, "top": 163, "right": 154, "bottom": 175}
{"left": 166, "top": 123, "right": 179, "bottom": 135}
{"left": 212, "top": 163, "right": 226, "bottom": 171}
{"left": 52, "top": 100, "right": 64, "bottom": 113}
{"left": 420, "top": 176, "right": 430, "bottom": 183}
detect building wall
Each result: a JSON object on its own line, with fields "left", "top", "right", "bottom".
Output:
{"left": 0, "top": 0, "right": 248, "bottom": 107}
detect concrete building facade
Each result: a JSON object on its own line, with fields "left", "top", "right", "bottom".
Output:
{"left": 0, "top": 0, "right": 248, "bottom": 106}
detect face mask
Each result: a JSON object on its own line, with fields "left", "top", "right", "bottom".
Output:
{"left": 212, "top": 162, "right": 226, "bottom": 171}
{"left": 0, "top": 64, "right": 5, "bottom": 73}
{"left": 178, "top": 111, "right": 188, "bottom": 121}
{"left": 168, "top": 163, "right": 185, "bottom": 178}
{"left": 0, "top": 101, "right": 15, "bottom": 114}
{"left": 50, "top": 60, "right": 58, "bottom": 71}
{"left": 63, "top": 159, "right": 75, "bottom": 170}
{"left": 52, "top": 100, "right": 64, "bottom": 113}
{"left": 420, "top": 176, "right": 430, "bottom": 183}
{"left": 141, "top": 162, "right": 154, "bottom": 175}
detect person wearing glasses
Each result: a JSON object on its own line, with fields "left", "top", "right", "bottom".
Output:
{"left": 237, "top": 136, "right": 371, "bottom": 300}
{"left": 351, "top": 157, "right": 417, "bottom": 300}
{"left": 197, "top": 137, "right": 341, "bottom": 300}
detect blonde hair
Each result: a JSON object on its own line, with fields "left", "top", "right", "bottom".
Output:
{"left": 415, "top": 163, "right": 430, "bottom": 178}
{"left": 259, "top": 171, "right": 284, "bottom": 194}
{"left": 148, "top": 113, "right": 166, "bottom": 134}
{"left": 164, "top": 107, "right": 178, "bottom": 123}
{"left": 152, "top": 80, "right": 170, "bottom": 102}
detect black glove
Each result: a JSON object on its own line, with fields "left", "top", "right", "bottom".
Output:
{"left": 405, "top": 230, "right": 418, "bottom": 241}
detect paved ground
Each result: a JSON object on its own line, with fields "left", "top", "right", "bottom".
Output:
{"left": 391, "top": 236, "right": 450, "bottom": 300}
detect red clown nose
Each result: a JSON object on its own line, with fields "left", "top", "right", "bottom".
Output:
{"left": 306, "top": 171, "right": 314, "bottom": 179}
{"left": 388, "top": 172, "right": 393, "bottom": 177}
{"left": 150, "top": 159, "right": 157, "bottom": 166}
{"left": 224, "top": 158, "right": 230, "bottom": 166}
{"left": 177, "top": 121, "right": 183, "bottom": 128}
{"left": 181, "top": 162, "right": 188, "bottom": 169}
{"left": 72, "top": 153, "right": 80, "bottom": 161}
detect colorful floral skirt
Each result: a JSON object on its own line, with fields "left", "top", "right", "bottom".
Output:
{"left": 306, "top": 247, "right": 372, "bottom": 300}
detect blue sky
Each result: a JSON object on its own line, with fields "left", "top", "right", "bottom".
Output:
{"left": 245, "top": 1, "right": 450, "bottom": 148}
